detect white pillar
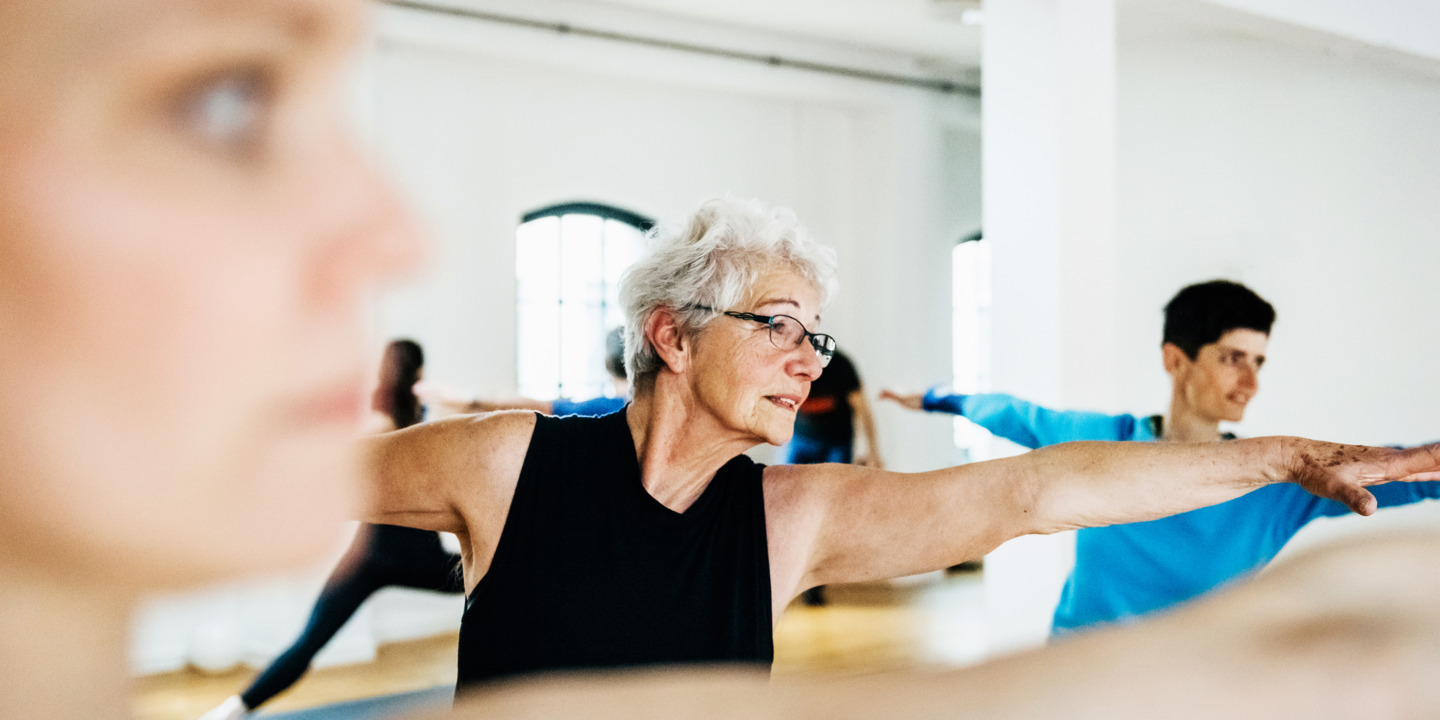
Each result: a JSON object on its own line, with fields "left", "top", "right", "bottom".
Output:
{"left": 980, "top": 0, "right": 1117, "bottom": 657}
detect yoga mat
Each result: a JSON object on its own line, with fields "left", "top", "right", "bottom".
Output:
{"left": 258, "top": 685, "right": 453, "bottom": 720}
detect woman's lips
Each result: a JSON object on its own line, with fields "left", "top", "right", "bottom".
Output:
{"left": 289, "top": 381, "right": 368, "bottom": 427}
{"left": 767, "top": 395, "right": 801, "bottom": 412}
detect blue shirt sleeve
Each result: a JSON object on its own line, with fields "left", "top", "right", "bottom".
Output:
{"left": 922, "top": 389, "right": 1143, "bottom": 447}
{"left": 550, "top": 396, "right": 627, "bottom": 417}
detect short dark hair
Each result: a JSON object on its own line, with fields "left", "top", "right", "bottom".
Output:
{"left": 1162, "top": 280, "right": 1275, "bottom": 359}
{"left": 604, "top": 326, "right": 626, "bottom": 380}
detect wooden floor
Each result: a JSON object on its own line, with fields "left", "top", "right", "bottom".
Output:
{"left": 134, "top": 569, "right": 984, "bottom": 719}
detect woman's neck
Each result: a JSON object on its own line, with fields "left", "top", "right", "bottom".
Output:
{"left": 0, "top": 559, "right": 134, "bottom": 720}
{"left": 627, "top": 379, "right": 760, "bottom": 513}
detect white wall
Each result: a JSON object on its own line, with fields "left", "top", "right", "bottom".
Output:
{"left": 1113, "top": 11, "right": 1440, "bottom": 549}
{"left": 1115, "top": 14, "right": 1440, "bottom": 445}
{"left": 979, "top": 0, "right": 1119, "bottom": 657}
{"left": 1198, "top": 0, "right": 1440, "bottom": 64}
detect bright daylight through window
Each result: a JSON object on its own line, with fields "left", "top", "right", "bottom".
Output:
{"left": 515, "top": 204, "right": 650, "bottom": 401}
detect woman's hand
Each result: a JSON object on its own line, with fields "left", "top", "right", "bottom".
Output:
{"left": 1285, "top": 439, "right": 1440, "bottom": 515}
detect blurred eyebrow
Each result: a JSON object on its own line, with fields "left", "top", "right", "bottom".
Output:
{"left": 217, "top": 0, "right": 333, "bottom": 42}
{"left": 133, "top": 0, "right": 335, "bottom": 47}
{"left": 1216, "top": 344, "right": 1265, "bottom": 364}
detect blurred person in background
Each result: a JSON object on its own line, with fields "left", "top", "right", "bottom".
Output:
{"left": 778, "top": 349, "right": 883, "bottom": 469}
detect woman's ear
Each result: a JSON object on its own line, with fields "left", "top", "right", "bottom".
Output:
{"left": 645, "top": 307, "right": 689, "bottom": 375}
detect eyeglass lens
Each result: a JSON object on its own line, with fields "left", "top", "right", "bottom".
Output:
{"left": 769, "top": 315, "right": 834, "bottom": 367}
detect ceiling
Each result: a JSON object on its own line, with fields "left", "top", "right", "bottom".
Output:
{"left": 580, "top": 0, "right": 984, "bottom": 67}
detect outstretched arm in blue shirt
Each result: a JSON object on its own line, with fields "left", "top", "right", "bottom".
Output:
{"left": 919, "top": 389, "right": 1149, "bottom": 448}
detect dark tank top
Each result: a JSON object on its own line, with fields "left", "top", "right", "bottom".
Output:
{"left": 456, "top": 409, "right": 774, "bottom": 687}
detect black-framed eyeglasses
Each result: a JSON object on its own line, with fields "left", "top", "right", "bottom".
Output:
{"left": 694, "top": 305, "right": 836, "bottom": 368}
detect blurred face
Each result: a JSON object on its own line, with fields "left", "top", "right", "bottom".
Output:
{"left": 687, "top": 267, "right": 825, "bottom": 447}
{"left": 0, "top": 0, "right": 420, "bottom": 588}
{"left": 1168, "top": 329, "right": 1269, "bottom": 424}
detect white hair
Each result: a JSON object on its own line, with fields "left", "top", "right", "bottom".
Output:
{"left": 619, "top": 197, "right": 839, "bottom": 385}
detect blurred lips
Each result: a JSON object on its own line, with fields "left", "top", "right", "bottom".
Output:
{"left": 288, "top": 377, "right": 368, "bottom": 428}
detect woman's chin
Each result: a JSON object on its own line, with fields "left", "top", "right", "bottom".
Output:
{"left": 764, "top": 425, "right": 797, "bottom": 448}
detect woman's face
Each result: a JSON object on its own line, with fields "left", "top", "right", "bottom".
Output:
{"left": 0, "top": 0, "right": 421, "bottom": 588}
{"left": 688, "top": 267, "right": 826, "bottom": 447}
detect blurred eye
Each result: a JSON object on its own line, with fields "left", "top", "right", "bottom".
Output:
{"left": 181, "top": 68, "right": 271, "bottom": 156}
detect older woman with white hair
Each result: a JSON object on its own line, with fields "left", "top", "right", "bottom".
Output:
{"left": 367, "top": 196, "right": 1438, "bottom": 691}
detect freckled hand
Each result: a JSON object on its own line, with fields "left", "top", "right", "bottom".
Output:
{"left": 1290, "top": 442, "right": 1429, "bottom": 516}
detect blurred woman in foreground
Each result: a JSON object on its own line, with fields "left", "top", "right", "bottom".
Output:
{"left": 0, "top": 0, "right": 418, "bottom": 716}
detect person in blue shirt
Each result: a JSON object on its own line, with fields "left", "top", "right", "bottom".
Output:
{"left": 881, "top": 280, "right": 1440, "bottom": 636}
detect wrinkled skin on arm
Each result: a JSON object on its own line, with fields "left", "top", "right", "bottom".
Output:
{"left": 765, "top": 438, "right": 1440, "bottom": 607}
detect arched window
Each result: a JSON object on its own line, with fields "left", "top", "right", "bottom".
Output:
{"left": 952, "top": 230, "right": 992, "bottom": 458}
{"left": 515, "top": 202, "right": 652, "bottom": 401}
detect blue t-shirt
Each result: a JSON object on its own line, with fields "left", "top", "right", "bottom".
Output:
{"left": 923, "top": 389, "right": 1440, "bottom": 635}
{"left": 551, "top": 395, "right": 627, "bottom": 418}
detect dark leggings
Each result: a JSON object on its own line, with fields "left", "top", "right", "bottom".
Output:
{"left": 240, "top": 524, "right": 463, "bottom": 709}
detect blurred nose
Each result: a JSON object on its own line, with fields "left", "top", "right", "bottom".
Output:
{"left": 307, "top": 141, "right": 428, "bottom": 310}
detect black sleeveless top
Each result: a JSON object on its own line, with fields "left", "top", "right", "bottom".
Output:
{"left": 456, "top": 409, "right": 774, "bottom": 688}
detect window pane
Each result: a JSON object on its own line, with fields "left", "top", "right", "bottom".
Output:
{"left": 559, "top": 300, "right": 605, "bottom": 399}
{"left": 516, "top": 216, "right": 559, "bottom": 304}
{"left": 517, "top": 298, "right": 560, "bottom": 399}
{"left": 516, "top": 208, "right": 649, "bottom": 403}
{"left": 516, "top": 217, "right": 560, "bottom": 399}
{"left": 602, "top": 220, "right": 644, "bottom": 331}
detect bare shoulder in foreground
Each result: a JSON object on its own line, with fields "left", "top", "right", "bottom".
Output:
{"left": 423, "top": 532, "right": 1440, "bottom": 720}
